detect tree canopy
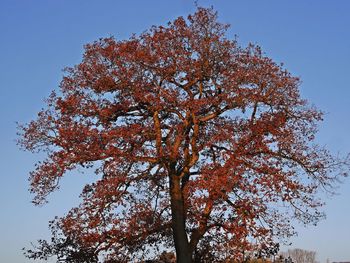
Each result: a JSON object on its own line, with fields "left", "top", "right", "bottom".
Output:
{"left": 19, "top": 7, "right": 348, "bottom": 263}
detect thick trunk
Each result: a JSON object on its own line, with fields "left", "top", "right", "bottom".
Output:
{"left": 170, "top": 175, "right": 192, "bottom": 263}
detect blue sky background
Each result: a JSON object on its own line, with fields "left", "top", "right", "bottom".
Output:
{"left": 1, "top": 1, "right": 349, "bottom": 262}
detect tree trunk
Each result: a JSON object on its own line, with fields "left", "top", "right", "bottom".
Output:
{"left": 169, "top": 174, "right": 192, "bottom": 263}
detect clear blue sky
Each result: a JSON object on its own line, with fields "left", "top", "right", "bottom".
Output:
{"left": 1, "top": 1, "right": 349, "bottom": 262}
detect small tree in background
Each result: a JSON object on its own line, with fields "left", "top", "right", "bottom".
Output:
{"left": 280, "top": 248, "right": 317, "bottom": 263}
{"left": 19, "top": 7, "right": 348, "bottom": 263}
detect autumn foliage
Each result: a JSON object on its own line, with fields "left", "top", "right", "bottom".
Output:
{"left": 19, "top": 7, "right": 348, "bottom": 263}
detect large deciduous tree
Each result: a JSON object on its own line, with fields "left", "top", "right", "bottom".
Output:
{"left": 19, "top": 7, "right": 348, "bottom": 263}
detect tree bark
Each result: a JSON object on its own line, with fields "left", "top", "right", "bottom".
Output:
{"left": 169, "top": 174, "right": 192, "bottom": 263}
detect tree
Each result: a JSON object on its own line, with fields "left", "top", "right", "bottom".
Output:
{"left": 280, "top": 248, "right": 317, "bottom": 263}
{"left": 19, "top": 7, "right": 348, "bottom": 263}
